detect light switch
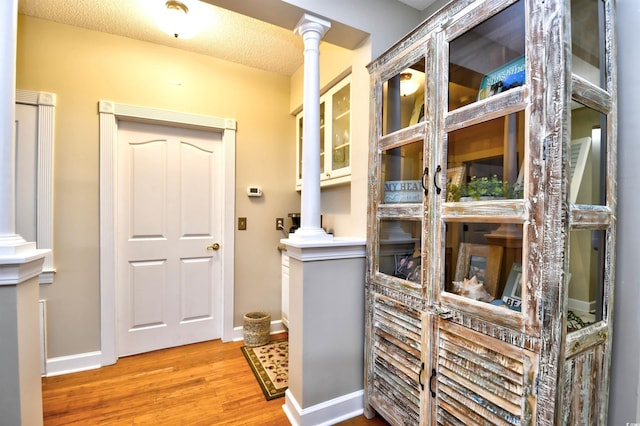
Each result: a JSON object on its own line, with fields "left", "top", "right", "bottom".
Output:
{"left": 238, "top": 217, "right": 247, "bottom": 230}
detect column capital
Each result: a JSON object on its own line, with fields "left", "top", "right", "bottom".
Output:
{"left": 294, "top": 13, "right": 331, "bottom": 39}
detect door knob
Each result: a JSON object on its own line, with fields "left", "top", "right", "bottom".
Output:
{"left": 207, "top": 243, "right": 220, "bottom": 251}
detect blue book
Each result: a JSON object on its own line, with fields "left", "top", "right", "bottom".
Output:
{"left": 477, "top": 55, "right": 526, "bottom": 101}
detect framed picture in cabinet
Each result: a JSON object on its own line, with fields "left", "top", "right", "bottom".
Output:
{"left": 394, "top": 253, "right": 421, "bottom": 283}
{"left": 447, "top": 166, "right": 466, "bottom": 188}
{"left": 454, "top": 243, "right": 503, "bottom": 297}
{"left": 502, "top": 262, "right": 523, "bottom": 310}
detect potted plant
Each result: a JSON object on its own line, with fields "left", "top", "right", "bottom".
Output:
{"left": 448, "top": 175, "right": 523, "bottom": 201}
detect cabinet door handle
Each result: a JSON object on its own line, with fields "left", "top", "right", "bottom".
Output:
{"left": 429, "top": 368, "right": 437, "bottom": 397}
{"left": 418, "top": 362, "right": 425, "bottom": 390}
{"left": 433, "top": 165, "right": 442, "bottom": 194}
{"left": 421, "top": 167, "right": 429, "bottom": 196}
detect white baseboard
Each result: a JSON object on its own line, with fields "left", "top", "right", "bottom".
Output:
{"left": 45, "top": 351, "right": 103, "bottom": 377}
{"left": 283, "top": 389, "right": 364, "bottom": 426}
{"left": 232, "top": 319, "right": 288, "bottom": 342}
{"left": 45, "top": 319, "right": 288, "bottom": 377}
{"left": 568, "top": 298, "right": 596, "bottom": 314}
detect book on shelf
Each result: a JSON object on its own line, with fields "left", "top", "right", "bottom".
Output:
{"left": 477, "top": 55, "right": 525, "bottom": 101}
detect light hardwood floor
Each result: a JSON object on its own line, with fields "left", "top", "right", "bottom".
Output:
{"left": 42, "top": 335, "right": 389, "bottom": 425}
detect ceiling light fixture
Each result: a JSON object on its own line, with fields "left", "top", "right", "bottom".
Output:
{"left": 400, "top": 72, "right": 419, "bottom": 96}
{"left": 159, "top": 0, "right": 195, "bottom": 39}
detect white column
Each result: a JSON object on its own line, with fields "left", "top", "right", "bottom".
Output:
{"left": 1, "top": 1, "right": 47, "bottom": 425}
{"left": 291, "top": 14, "right": 333, "bottom": 242}
{"left": 0, "top": 0, "right": 21, "bottom": 250}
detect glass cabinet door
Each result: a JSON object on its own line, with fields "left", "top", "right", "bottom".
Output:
{"left": 295, "top": 75, "right": 351, "bottom": 189}
{"left": 375, "top": 140, "right": 425, "bottom": 296}
{"left": 331, "top": 82, "right": 350, "bottom": 172}
{"left": 382, "top": 60, "right": 425, "bottom": 135}
{"left": 439, "top": 111, "right": 527, "bottom": 321}
{"left": 296, "top": 115, "right": 303, "bottom": 184}
{"left": 436, "top": 0, "right": 528, "bottom": 328}
{"left": 448, "top": 0, "right": 525, "bottom": 111}
{"left": 372, "top": 54, "right": 427, "bottom": 299}
{"left": 571, "top": 0, "right": 605, "bottom": 88}
{"left": 320, "top": 101, "right": 326, "bottom": 175}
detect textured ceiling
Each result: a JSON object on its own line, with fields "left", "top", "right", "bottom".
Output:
{"left": 18, "top": 0, "right": 306, "bottom": 75}
{"left": 17, "top": 0, "right": 436, "bottom": 76}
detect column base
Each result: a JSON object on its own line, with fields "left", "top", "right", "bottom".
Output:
{"left": 0, "top": 235, "right": 36, "bottom": 257}
{"left": 0, "top": 245, "right": 47, "bottom": 426}
{"left": 289, "top": 227, "right": 334, "bottom": 242}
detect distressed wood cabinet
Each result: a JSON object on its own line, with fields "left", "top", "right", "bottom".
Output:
{"left": 365, "top": 0, "right": 617, "bottom": 424}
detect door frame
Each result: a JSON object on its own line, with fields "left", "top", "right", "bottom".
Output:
{"left": 99, "top": 101, "right": 236, "bottom": 366}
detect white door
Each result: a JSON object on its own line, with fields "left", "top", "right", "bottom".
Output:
{"left": 117, "top": 121, "right": 223, "bottom": 356}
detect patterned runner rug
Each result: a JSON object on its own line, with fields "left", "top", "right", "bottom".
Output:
{"left": 241, "top": 338, "right": 288, "bottom": 400}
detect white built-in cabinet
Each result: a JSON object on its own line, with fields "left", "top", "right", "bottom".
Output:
{"left": 365, "top": 0, "right": 617, "bottom": 424}
{"left": 295, "top": 75, "right": 351, "bottom": 189}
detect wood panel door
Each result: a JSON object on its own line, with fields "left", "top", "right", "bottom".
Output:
{"left": 117, "top": 121, "right": 223, "bottom": 356}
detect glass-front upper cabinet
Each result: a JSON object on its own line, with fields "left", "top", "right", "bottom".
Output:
{"left": 295, "top": 74, "right": 351, "bottom": 189}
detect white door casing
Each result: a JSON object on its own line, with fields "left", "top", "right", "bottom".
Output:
{"left": 99, "top": 101, "right": 236, "bottom": 365}
{"left": 117, "top": 121, "right": 222, "bottom": 356}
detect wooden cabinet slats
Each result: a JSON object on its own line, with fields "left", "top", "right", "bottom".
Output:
{"left": 369, "top": 294, "right": 422, "bottom": 426}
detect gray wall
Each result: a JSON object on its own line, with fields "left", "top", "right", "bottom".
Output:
{"left": 609, "top": 0, "right": 640, "bottom": 423}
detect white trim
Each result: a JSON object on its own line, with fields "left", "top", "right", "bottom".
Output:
{"left": 99, "top": 101, "right": 236, "bottom": 366}
{"left": 282, "top": 237, "right": 366, "bottom": 261}
{"left": 283, "top": 389, "right": 364, "bottom": 426}
{"left": 15, "top": 89, "right": 56, "bottom": 284}
{"left": 43, "top": 319, "right": 285, "bottom": 377}
{"left": 39, "top": 299, "right": 47, "bottom": 376}
{"left": 0, "top": 252, "right": 46, "bottom": 284}
{"left": 568, "top": 297, "right": 596, "bottom": 315}
{"left": 232, "top": 319, "right": 288, "bottom": 342}
{"left": 45, "top": 351, "right": 102, "bottom": 377}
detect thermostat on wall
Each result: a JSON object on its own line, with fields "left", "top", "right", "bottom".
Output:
{"left": 247, "top": 186, "right": 263, "bottom": 197}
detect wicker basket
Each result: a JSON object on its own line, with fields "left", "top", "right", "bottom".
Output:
{"left": 243, "top": 311, "right": 271, "bottom": 347}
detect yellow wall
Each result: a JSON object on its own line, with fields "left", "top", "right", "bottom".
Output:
{"left": 17, "top": 15, "right": 300, "bottom": 357}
